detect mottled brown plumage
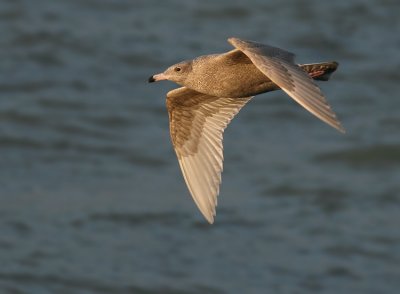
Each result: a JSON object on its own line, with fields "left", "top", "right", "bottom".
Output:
{"left": 149, "top": 38, "right": 344, "bottom": 223}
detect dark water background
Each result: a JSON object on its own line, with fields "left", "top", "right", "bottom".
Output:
{"left": 0, "top": 0, "right": 399, "bottom": 293}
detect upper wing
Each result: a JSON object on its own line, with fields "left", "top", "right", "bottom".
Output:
{"left": 166, "top": 87, "right": 252, "bottom": 223}
{"left": 228, "top": 38, "right": 345, "bottom": 133}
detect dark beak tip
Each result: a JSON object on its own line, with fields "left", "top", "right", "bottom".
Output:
{"left": 148, "top": 75, "right": 155, "bottom": 83}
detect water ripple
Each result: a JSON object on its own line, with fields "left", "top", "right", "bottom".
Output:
{"left": 314, "top": 144, "right": 400, "bottom": 168}
{"left": 0, "top": 272, "right": 158, "bottom": 294}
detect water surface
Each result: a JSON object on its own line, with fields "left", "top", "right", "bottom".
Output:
{"left": 0, "top": 0, "right": 399, "bottom": 293}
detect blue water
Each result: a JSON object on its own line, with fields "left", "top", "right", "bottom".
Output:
{"left": 0, "top": 0, "right": 399, "bottom": 293}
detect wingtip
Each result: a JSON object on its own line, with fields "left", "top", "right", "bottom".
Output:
{"left": 329, "top": 120, "right": 346, "bottom": 134}
{"left": 331, "top": 116, "right": 346, "bottom": 134}
{"left": 203, "top": 211, "right": 215, "bottom": 224}
{"left": 337, "top": 125, "right": 346, "bottom": 134}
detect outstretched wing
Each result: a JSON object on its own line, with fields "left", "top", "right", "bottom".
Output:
{"left": 166, "top": 87, "right": 252, "bottom": 223}
{"left": 228, "top": 37, "right": 345, "bottom": 133}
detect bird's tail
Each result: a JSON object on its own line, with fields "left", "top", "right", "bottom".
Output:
{"left": 300, "top": 61, "right": 339, "bottom": 81}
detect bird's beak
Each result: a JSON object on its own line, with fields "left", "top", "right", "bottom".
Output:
{"left": 148, "top": 73, "right": 167, "bottom": 83}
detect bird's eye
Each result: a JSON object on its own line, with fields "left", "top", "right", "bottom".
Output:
{"left": 174, "top": 67, "right": 181, "bottom": 72}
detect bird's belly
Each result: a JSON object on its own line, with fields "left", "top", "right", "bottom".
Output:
{"left": 214, "top": 76, "right": 279, "bottom": 98}
{"left": 221, "top": 79, "right": 280, "bottom": 97}
{"left": 210, "top": 64, "right": 280, "bottom": 98}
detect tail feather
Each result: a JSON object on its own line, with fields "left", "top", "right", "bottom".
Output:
{"left": 300, "top": 61, "right": 339, "bottom": 81}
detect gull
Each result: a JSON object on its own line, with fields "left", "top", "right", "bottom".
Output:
{"left": 149, "top": 37, "right": 344, "bottom": 223}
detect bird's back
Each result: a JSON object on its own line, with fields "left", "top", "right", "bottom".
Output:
{"left": 185, "top": 50, "right": 274, "bottom": 98}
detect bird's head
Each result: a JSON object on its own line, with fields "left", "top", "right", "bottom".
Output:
{"left": 148, "top": 60, "right": 192, "bottom": 85}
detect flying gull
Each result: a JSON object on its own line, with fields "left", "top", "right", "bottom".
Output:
{"left": 149, "top": 37, "right": 344, "bottom": 223}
